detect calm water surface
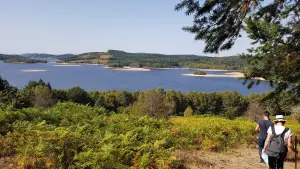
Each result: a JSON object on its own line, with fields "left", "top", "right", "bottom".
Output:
{"left": 0, "top": 61, "right": 271, "bottom": 95}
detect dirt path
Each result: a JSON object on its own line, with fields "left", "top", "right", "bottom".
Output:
{"left": 0, "top": 157, "right": 17, "bottom": 169}
{"left": 175, "top": 148, "right": 297, "bottom": 169}
{"left": 1, "top": 148, "right": 297, "bottom": 169}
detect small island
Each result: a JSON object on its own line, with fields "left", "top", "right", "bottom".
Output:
{"left": 193, "top": 71, "right": 206, "bottom": 75}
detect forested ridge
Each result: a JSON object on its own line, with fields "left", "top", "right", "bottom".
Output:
{"left": 22, "top": 53, "right": 75, "bottom": 59}
{"left": 59, "top": 50, "right": 244, "bottom": 70}
{"left": 0, "top": 54, "right": 47, "bottom": 63}
{"left": 1, "top": 50, "right": 244, "bottom": 70}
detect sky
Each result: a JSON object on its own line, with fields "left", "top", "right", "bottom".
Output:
{"left": 0, "top": 0, "right": 252, "bottom": 56}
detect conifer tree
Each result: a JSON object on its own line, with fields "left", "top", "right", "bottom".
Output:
{"left": 176, "top": 0, "right": 300, "bottom": 96}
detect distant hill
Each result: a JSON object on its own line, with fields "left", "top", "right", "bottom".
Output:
{"left": 0, "top": 54, "right": 47, "bottom": 63}
{"left": 1, "top": 50, "right": 244, "bottom": 69}
{"left": 58, "top": 50, "right": 244, "bottom": 70}
{"left": 58, "top": 52, "right": 112, "bottom": 64}
{"left": 22, "top": 53, "right": 75, "bottom": 59}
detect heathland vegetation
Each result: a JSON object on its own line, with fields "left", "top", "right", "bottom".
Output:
{"left": 1, "top": 76, "right": 300, "bottom": 168}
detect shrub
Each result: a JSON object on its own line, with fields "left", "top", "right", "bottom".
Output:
{"left": 66, "top": 86, "right": 90, "bottom": 104}
{"left": 33, "top": 85, "right": 56, "bottom": 108}
{"left": 193, "top": 71, "right": 206, "bottom": 75}
{"left": 292, "top": 106, "right": 300, "bottom": 123}
{"left": 170, "top": 116, "right": 257, "bottom": 151}
{"left": 0, "top": 103, "right": 178, "bottom": 168}
{"left": 184, "top": 106, "right": 193, "bottom": 117}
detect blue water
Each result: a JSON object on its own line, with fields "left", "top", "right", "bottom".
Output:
{"left": 0, "top": 61, "right": 271, "bottom": 95}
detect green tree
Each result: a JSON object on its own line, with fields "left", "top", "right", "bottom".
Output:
{"left": 33, "top": 85, "right": 56, "bottom": 108}
{"left": 103, "top": 92, "right": 117, "bottom": 110}
{"left": 94, "top": 95, "right": 105, "bottom": 108}
{"left": 176, "top": 0, "right": 300, "bottom": 97}
{"left": 52, "top": 89, "right": 68, "bottom": 102}
{"left": 184, "top": 106, "right": 193, "bottom": 117}
{"left": 15, "top": 89, "right": 33, "bottom": 108}
{"left": 15, "top": 80, "right": 52, "bottom": 108}
{"left": 66, "top": 86, "right": 90, "bottom": 104}
{"left": 139, "top": 89, "right": 172, "bottom": 118}
{"left": 116, "top": 90, "right": 133, "bottom": 107}
{"left": 0, "top": 76, "right": 17, "bottom": 108}
{"left": 221, "top": 91, "right": 249, "bottom": 119}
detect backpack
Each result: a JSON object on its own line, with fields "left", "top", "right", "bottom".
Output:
{"left": 265, "top": 126, "right": 289, "bottom": 159}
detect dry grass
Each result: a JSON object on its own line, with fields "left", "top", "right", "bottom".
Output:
{"left": 99, "top": 54, "right": 112, "bottom": 59}
{"left": 174, "top": 148, "right": 297, "bottom": 169}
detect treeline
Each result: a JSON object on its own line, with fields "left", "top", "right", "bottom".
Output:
{"left": 0, "top": 54, "right": 47, "bottom": 63}
{"left": 107, "top": 50, "right": 244, "bottom": 70}
{"left": 1, "top": 76, "right": 298, "bottom": 119}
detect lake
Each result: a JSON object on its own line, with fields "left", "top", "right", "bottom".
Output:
{"left": 0, "top": 61, "right": 271, "bottom": 95}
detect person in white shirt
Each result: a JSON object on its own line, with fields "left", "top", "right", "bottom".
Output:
{"left": 263, "top": 115, "right": 297, "bottom": 169}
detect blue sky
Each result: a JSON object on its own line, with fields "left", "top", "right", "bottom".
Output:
{"left": 0, "top": 0, "right": 251, "bottom": 56}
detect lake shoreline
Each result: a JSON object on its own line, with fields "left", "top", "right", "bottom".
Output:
{"left": 56, "top": 62, "right": 236, "bottom": 72}
{"left": 182, "top": 72, "right": 266, "bottom": 81}
{"left": 153, "top": 68, "right": 234, "bottom": 71}
{"left": 105, "top": 66, "right": 234, "bottom": 72}
{"left": 109, "top": 66, "right": 151, "bottom": 71}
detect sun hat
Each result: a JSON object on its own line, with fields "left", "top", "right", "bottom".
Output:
{"left": 274, "top": 115, "right": 286, "bottom": 122}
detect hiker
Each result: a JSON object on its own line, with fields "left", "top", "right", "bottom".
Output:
{"left": 255, "top": 111, "right": 274, "bottom": 163}
{"left": 263, "top": 115, "right": 298, "bottom": 169}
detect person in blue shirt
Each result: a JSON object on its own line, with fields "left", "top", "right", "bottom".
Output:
{"left": 255, "top": 111, "right": 274, "bottom": 163}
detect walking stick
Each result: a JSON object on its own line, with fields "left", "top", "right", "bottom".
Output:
{"left": 295, "top": 136, "right": 298, "bottom": 169}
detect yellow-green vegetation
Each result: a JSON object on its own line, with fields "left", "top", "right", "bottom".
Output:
{"left": 170, "top": 116, "right": 257, "bottom": 151}
{"left": 100, "top": 54, "right": 112, "bottom": 60}
{"left": 1, "top": 104, "right": 300, "bottom": 168}
{"left": 0, "top": 103, "right": 178, "bottom": 168}
{"left": 183, "top": 106, "right": 193, "bottom": 117}
{"left": 59, "top": 52, "right": 112, "bottom": 64}
{"left": 1, "top": 78, "right": 300, "bottom": 168}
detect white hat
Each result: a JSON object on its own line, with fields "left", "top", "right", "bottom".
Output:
{"left": 274, "top": 115, "right": 286, "bottom": 122}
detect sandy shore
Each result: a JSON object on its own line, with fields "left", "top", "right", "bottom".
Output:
{"left": 86, "top": 64, "right": 102, "bottom": 66}
{"left": 107, "top": 66, "right": 151, "bottom": 71}
{"left": 21, "top": 69, "right": 48, "bottom": 72}
{"left": 113, "top": 67, "right": 151, "bottom": 71}
{"left": 196, "top": 68, "right": 233, "bottom": 72}
{"left": 52, "top": 64, "right": 81, "bottom": 67}
{"left": 55, "top": 62, "right": 76, "bottom": 65}
{"left": 182, "top": 72, "right": 265, "bottom": 80}
{"left": 153, "top": 68, "right": 232, "bottom": 71}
